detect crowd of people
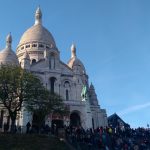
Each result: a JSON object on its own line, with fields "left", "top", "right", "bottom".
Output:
{"left": 24, "top": 122, "right": 150, "bottom": 149}
{"left": 65, "top": 126, "right": 150, "bottom": 150}
{"left": 3, "top": 121, "right": 150, "bottom": 149}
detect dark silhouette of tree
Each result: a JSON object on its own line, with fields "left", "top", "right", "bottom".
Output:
{"left": 0, "top": 65, "right": 46, "bottom": 132}
{"left": 26, "top": 91, "right": 69, "bottom": 129}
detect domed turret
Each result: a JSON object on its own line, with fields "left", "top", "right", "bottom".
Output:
{"left": 16, "top": 7, "right": 58, "bottom": 63}
{"left": 0, "top": 33, "right": 19, "bottom": 65}
{"left": 68, "top": 44, "right": 86, "bottom": 74}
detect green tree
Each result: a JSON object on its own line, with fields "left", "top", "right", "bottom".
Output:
{"left": 26, "top": 91, "right": 69, "bottom": 129}
{"left": 0, "top": 65, "right": 45, "bottom": 132}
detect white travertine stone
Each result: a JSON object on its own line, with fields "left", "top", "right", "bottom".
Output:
{"left": 0, "top": 33, "right": 19, "bottom": 65}
{"left": 16, "top": 7, "right": 57, "bottom": 63}
{"left": 0, "top": 7, "right": 108, "bottom": 130}
{"left": 21, "top": 50, "right": 30, "bottom": 70}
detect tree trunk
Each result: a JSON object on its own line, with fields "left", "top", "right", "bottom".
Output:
{"left": 11, "top": 118, "right": 16, "bottom": 133}
{"left": 10, "top": 112, "right": 17, "bottom": 133}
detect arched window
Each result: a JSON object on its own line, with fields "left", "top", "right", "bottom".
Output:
{"left": 25, "top": 44, "right": 30, "bottom": 48}
{"left": 38, "top": 44, "right": 44, "bottom": 48}
{"left": 92, "top": 118, "right": 95, "bottom": 129}
{"left": 46, "top": 46, "right": 50, "bottom": 49}
{"left": 32, "top": 44, "right": 37, "bottom": 47}
{"left": 66, "top": 90, "right": 69, "bottom": 101}
{"left": 50, "top": 77, "right": 56, "bottom": 93}
{"left": 32, "top": 59, "right": 36, "bottom": 64}
{"left": 64, "top": 81, "right": 70, "bottom": 88}
{"left": 64, "top": 81, "right": 70, "bottom": 100}
{"left": 21, "top": 46, "right": 24, "bottom": 50}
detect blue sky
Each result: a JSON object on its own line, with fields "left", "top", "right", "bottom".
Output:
{"left": 0, "top": 0, "right": 150, "bottom": 128}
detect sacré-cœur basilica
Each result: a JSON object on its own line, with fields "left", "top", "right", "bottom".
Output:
{"left": 0, "top": 7, "right": 107, "bottom": 130}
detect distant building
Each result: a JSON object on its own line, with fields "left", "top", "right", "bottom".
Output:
{"left": 108, "top": 113, "right": 130, "bottom": 129}
{"left": 0, "top": 7, "right": 108, "bottom": 130}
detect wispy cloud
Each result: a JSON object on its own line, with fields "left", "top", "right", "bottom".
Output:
{"left": 118, "top": 102, "right": 150, "bottom": 116}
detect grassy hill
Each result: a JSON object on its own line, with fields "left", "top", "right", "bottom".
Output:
{"left": 0, "top": 134, "right": 71, "bottom": 150}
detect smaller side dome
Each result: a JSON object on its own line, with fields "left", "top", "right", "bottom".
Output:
{"left": 0, "top": 33, "right": 19, "bottom": 65}
{"left": 67, "top": 44, "right": 86, "bottom": 74}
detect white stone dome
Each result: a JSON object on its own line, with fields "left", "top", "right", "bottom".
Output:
{"left": 68, "top": 57, "right": 85, "bottom": 71}
{"left": 16, "top": 7, "right": 58, "bottom": 63}
{"left": 0, "top": 48, "right": 19, "bottom": 65}
{"left": 68, "top": 44, "right": 86, "bottom": 74}
{"left": 18, "top": 24, "right": 56, "bottom": 47}
{"left": 0, "top": 34, "right": 19, "bottom": 65}
{"left": 17, "top": 7, "right": 56, "bottom": 49}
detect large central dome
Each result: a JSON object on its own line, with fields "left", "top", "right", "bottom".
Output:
{"left": 18, "top": 7, "right": 56, "bottom": 48}
{"left": 19, "top": 24, "right": 56, "bottom": 47}
{"left": 17, "top": 7, "right": 58, "bottom": 63}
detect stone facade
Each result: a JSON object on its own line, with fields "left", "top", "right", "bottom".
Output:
{"left": 0, "top": 7, "right": 108, "bottom": 129}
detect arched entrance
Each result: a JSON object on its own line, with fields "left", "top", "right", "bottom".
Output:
{"left": 51, "top": 113, "right": 64, "bottom": 134}
{"left": 51, "top": 120, "right": 64, "bottom": 129}
{"left": 51, "top": 113, "right": 64, "bottom": 129}
{"left": 70, "top": 112, "right": 81, "bottom": 127}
